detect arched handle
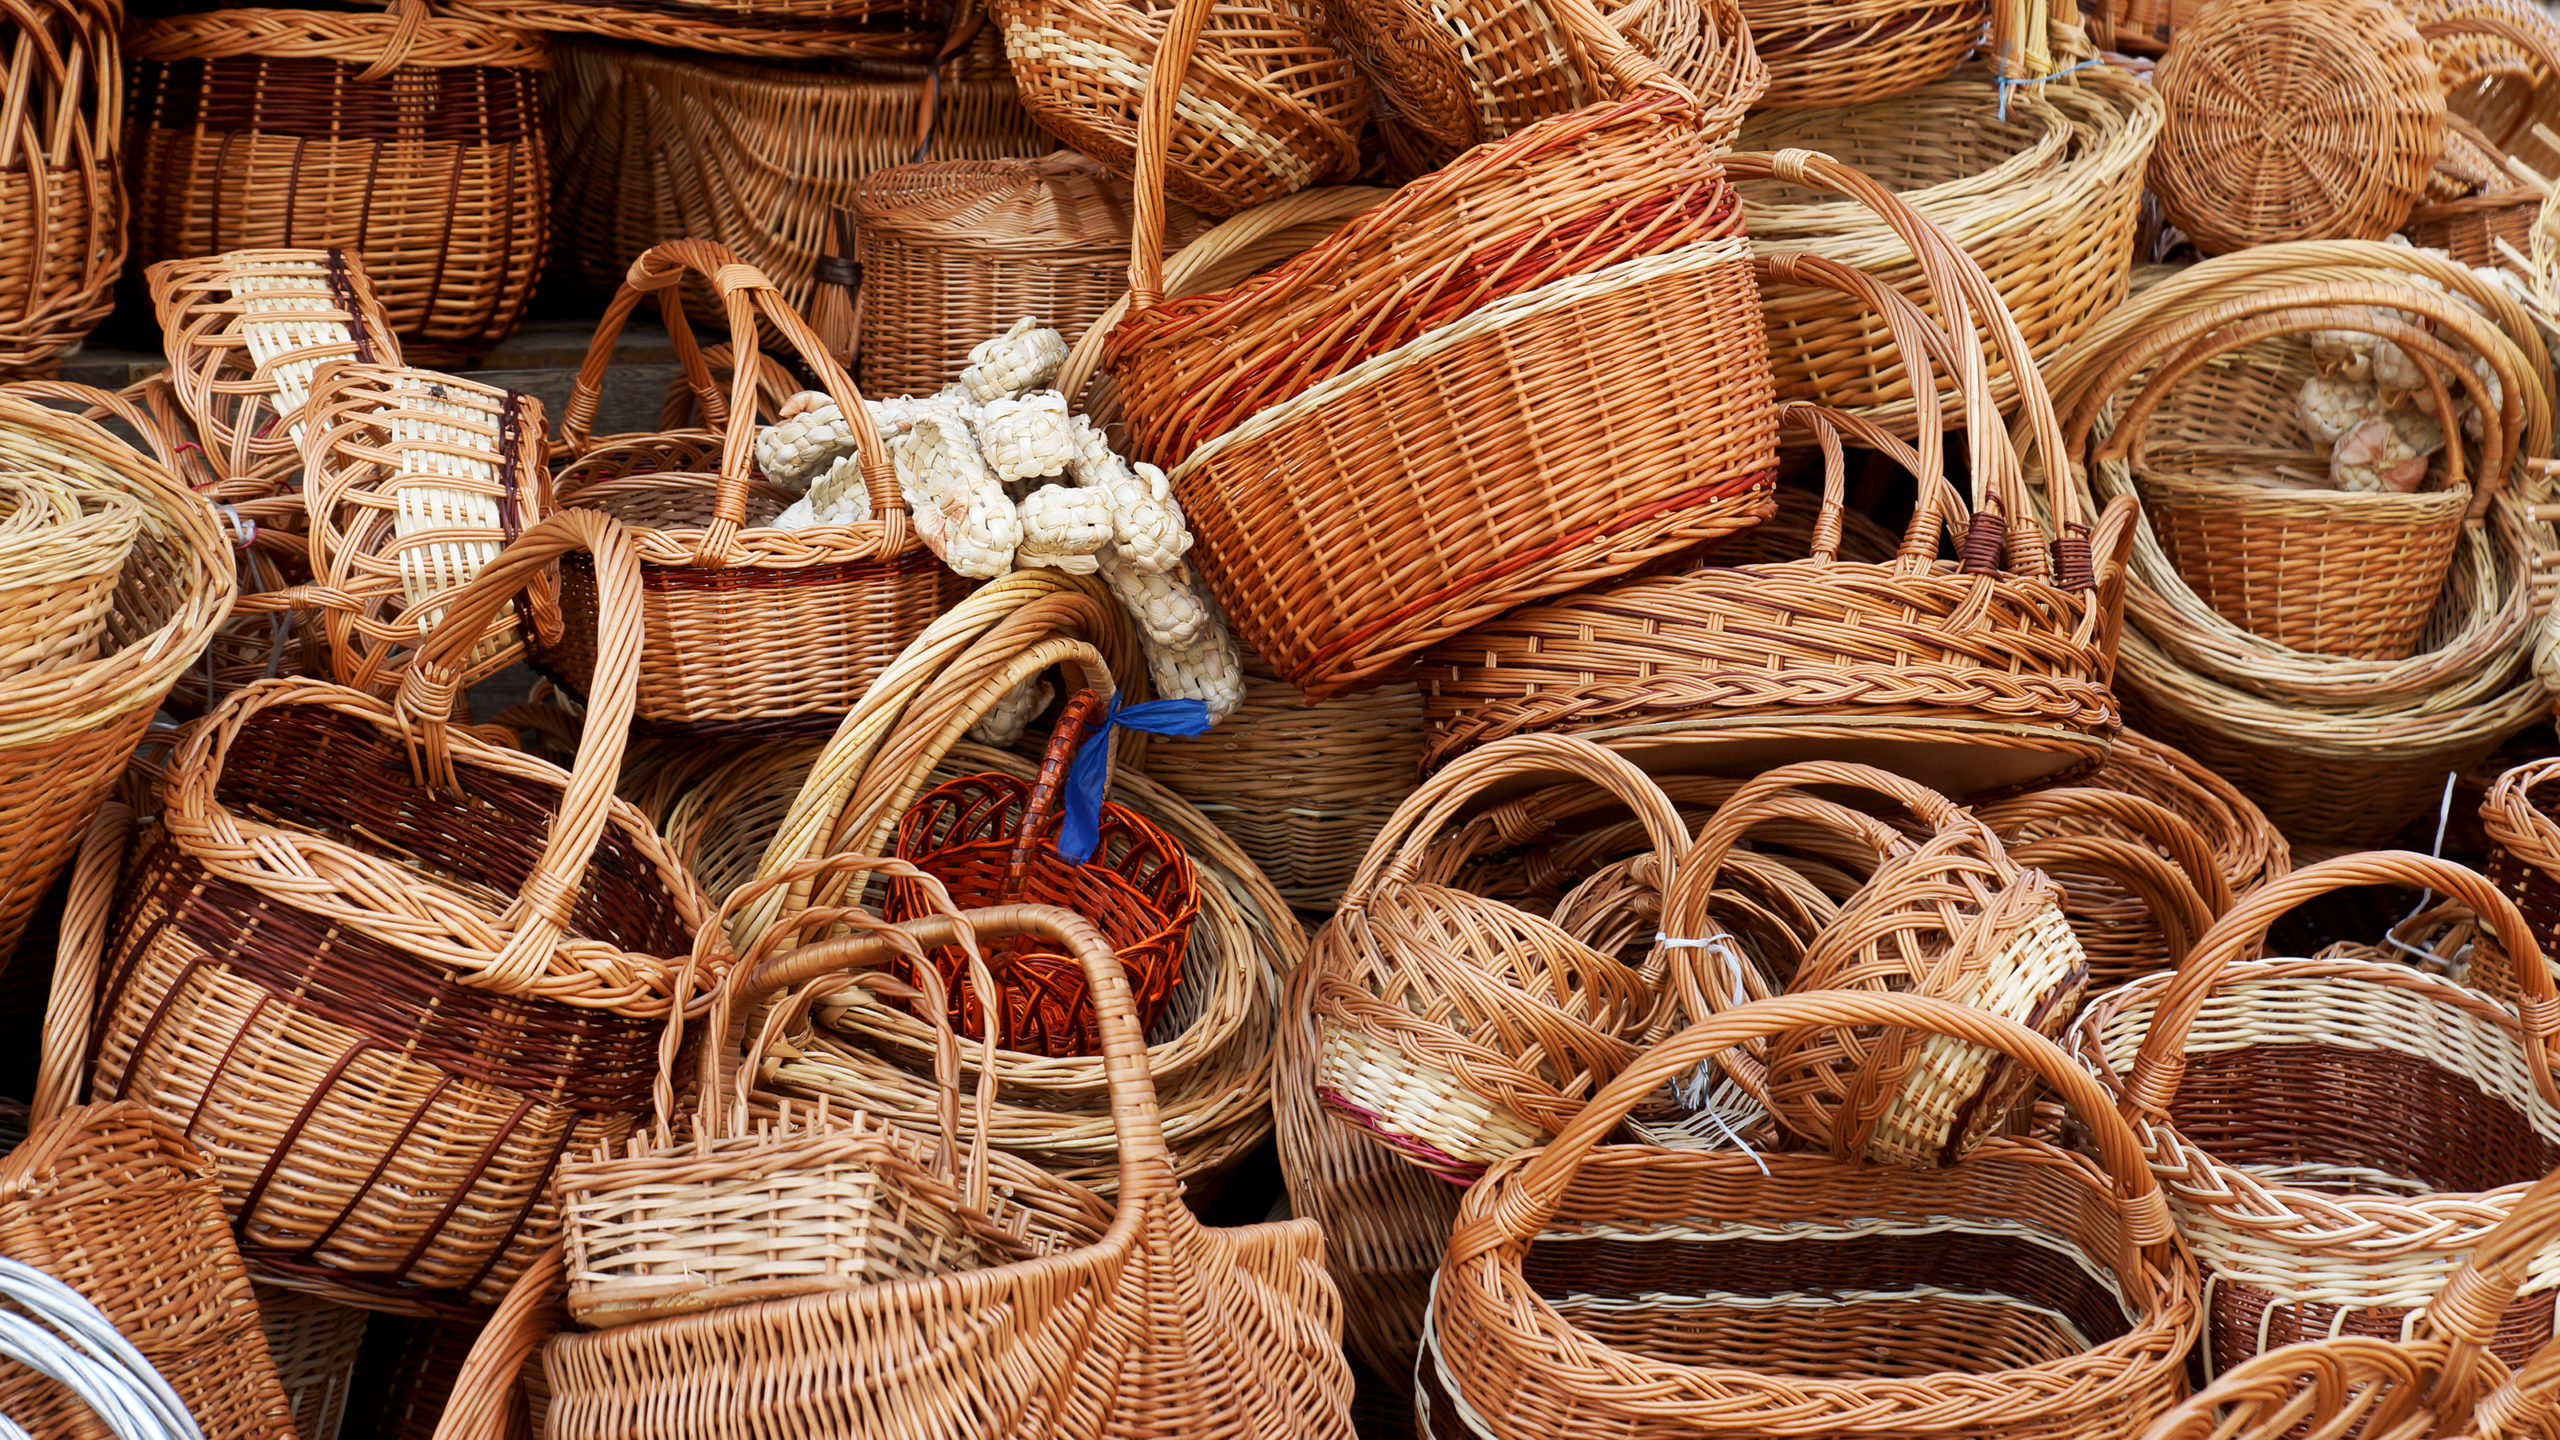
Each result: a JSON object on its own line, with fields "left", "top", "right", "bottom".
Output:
{"left": 351, "top": 0, "right": 431, "bottom": 81}
{"left": 1444, "top": 991, "right": 2175, "bottom": 1277}
{"left": 2418, "top": 1164, "right": 2560, "bottom": 1416}
{"left": 428, "top": 1243, "right": 563, "bottom": 1440}
{"left": 33, "top": 802, "right": 134, "bottom": 1126}
{"left": 2421, "top": 12, "right": 2560, "bottom": 157}
{"left": 1978, "top": 785, "right": 2238, "bottom": 917}
{"left": 1002, "top": 690, "right": 1106, "bottom": 897}
{"left": 2123, "top": 853, "right": 2560, "bottom": 1119}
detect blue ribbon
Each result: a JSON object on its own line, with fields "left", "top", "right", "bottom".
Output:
{"left": 1057, "top": 694, "right": 1214, "bottom": 862}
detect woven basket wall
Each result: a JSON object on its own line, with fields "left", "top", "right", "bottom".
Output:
{"left": 0, "top": 0, "right": 121, "bottom": 377}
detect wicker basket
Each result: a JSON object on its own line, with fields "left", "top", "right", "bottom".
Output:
{"left": 126, "top": 2, "right": 550, "bottom": 363}
{"left": 540, "top": 903, "right": 1355, "bottom": 1440}
{"left": 2074, "top": 852, "right": 2560, "bottom": 1376}
{"left": 549, "top": 32, "right": 1050, "bottom": 326}
{"left": 1743, "top": 0, "right": 1986, "bottom": 109}
{"left": 0, "top": 0, "right": 119, "bottom": 377}
{"left": 1427, "top": 989, "right": 2199, "bottom": 1440}
{"left": 0, "top": 463, "right": 138, "bottom": 681}
{"left": 294, "top": 362, "right": 557, "bottom": 697}
{"left": 2416, "top": 0, "right": 2560, "bottom": 210}
{"left": 0, "top": 394, "right": 234, "bottom": 968}
{"left": 255, "top": 1286, "right": 369, "bottom": 1440}
{"left": 1419, "top": 181, "right": 2137, "bottom": 798}
{"left": 84, "top": 510, "right": 712, "bottom": 1315}
{"left": 886, "top": 689, "right": 1200, "bottom": 1057}
{"left": 842, "top": 151, "right": 1205, "bottom": 397}
{"left": 2149, "top": 0, "right": 2445, "bottom": 255}
{"left": 442, "top": 0, "right": 936, "bottom": 60}
{"left": 1735, "top": 58, "right": 2160, "bottom": 433}
{"left": 2485, "top": 756, "right": 2560, "bottom": 963}
{"left": 1310, "top": 736, "right": 1688, "bottom": 1183}
{"left": 541, "top": 241, "right": 956, "bottom": 737}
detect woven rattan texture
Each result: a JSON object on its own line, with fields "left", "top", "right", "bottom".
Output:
{"left": 1743, "top": 0, "right": 1985, "bottom": 108}
{"left": 2148, "top": 0, "right": 2446, "bottom": 255}
{"left": 254, "top": 1285, "right": 368, "bottom": 1440}
{"left": 0, "top": 465, "right": 138, "bottom": 680}
{"left": 0, "top": 0, "right": 121, "bottom": 376}
{"left": 127, "top": 9, "right": 551, "bottom": 361}
{"left": 442, "top": 0, "right": 937, "bottom": 60}
{"left": 2485, "top": 757, "right": 2560, "bottom": 963}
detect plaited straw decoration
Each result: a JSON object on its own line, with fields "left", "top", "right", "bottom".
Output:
{"left": 2148, "top": 0, "right": 2445, "bottom": 255}
{"left": 1311, "top": 734, "right": 1688, "bottom": 1184}
{"left": 559, "top": 856, "right": 1113, "bottom": 1330}
{"left": 542, "top": 903, "right": 1356, "bottom": 1440}
{"left": 85, "top": 509, "right": 712, "bottom": 1315}
{"left": 543, "top": 241, "right": 953, "bottom": 736}
{"left": 1427, "top": 991, "right": 2199, "bottom": 1440}
{"left": 845, "top": 151, "right": 1209, "bottom": 398}
{"left": 2072, "top": 852, "right": 2560, "bottom": 1375}
{"left": 2049, "top": 241, "right": 2556, "bottom": 843}
{"left": 1146, "top": 655, "right": 1425, "bottom": 910}
{"left": 0, "top": 464, "right": 138, "bottom": 679}
{"left": 550, "top": 31, "right": 1050, "bottom": 326}
{"left": 289, "top": 363, "right": 557, "bottom": 696}
{"left": 149, "top": 248, "right": 401, "bottom": 488}
{"left": 1742, "top": 0, "right": 1986, "bottom": 109}
{"left": 0, "top": 0, "right": 120, "bottom": 376}
{"left": 0, "top": 392, "right": 234, "bottom": 966}
{"left": 2141, "top": 1164, "right": 2560, "bottom": 1440}
{"left": 1331, "top": 0, "right": 1760, "bottom": 168}
{"left": 1419, "top": 181, "right": 2137, "bottom": 797}
{"left": 2081, "top": 285, "right": 2521, "bottom": 664}
{"left": 125, "top": 2, "right": 549, "bottom": 362}
{"left": 1735, "top": 59, "right": 2160, "bottom": 434}
{"left": 986, "top": 0, "right": 1369, "bottom": 217}
{"left": 1654, "top": 761, "right": 2090, "bottom": 1169}
{"left": 255, "top": 1286, "right": 369, "bottom": 1440}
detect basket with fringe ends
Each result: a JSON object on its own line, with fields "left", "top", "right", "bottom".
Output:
{"left": 1418, "top": 190, "right": 2138, "bottom": 797}
{"left": 2142, "top": 1162, "right": 2560, "bottom": 1440}
{"left": 147, "top": 248, "right": 402, "bottom": 489}
{"left": 1309, "top": 734, "right": 1690, "bottom": 1184}
{"left": 1422, "top": 990, "right": 2200, "bottom": 1440}
{"left": 285, "top": 362, "right": 558, "bottom": 698}
{"left": 1655, "top": 760, "right": 2089, "bottom": 1170}
{"left": 2073, "top": 852, "right": 2560, "bottom": 1376}
{"left": 558, "top": 856, "right": 1112, "bottom": 1330}
{"left": 1979, "top": 780, "right": 2237, "bottom": 989}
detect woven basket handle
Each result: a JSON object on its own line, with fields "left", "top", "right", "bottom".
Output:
{"left": 2416, "top": 1165, "right": 2560, "bottom": 1398}
{"left": 32, "top": 801, "right": 134, "bottom": 1126}
{"left": 428, "top": 1242, "right": 564, "bottom": 1440}
{"left": 1002, "top": 689, "right": 1106, "bottom": 897}
{"left": 1978, "top": 786, "right": 2237, "bottom": 916}
{"left": 349, "top": 0, "right": 431, "bottom": 82}
{"left": 743, "top": 903, "right": 1180, "bottom": 1195}
{"left": 1729, "top": 148, "right": 2083, "bottom": 582}
{"left": 2422, "top": 13, "right": 2560, "bottom": 156}
{"left": 2122, "top": 852, "right": 2560, "bottom": 1118}
{"left": 1446, "top": 990, "right": 2175, "bottom": 1271}
{"left": 561, "top": 241, "right": 908, "bottom": 565}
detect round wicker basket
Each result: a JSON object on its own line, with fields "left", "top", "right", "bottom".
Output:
{"left": 0, "top": 0, "right": 119, "bottom": 377}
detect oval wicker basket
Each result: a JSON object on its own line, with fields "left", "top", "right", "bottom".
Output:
{"left": 1743, "top": 0, "right": 1986, "bottom": 109}
{"left": 125, "top": 2, "right": 551, "bottom": 364}
{"left": 0, "top": 0, "right": 119, "bottom": 377}
{"left": 2148, "top": 0, "right": 2445, "bottom": 256}
{"left": 2074, "top": 852, "right": 2560, "bottom": 1377}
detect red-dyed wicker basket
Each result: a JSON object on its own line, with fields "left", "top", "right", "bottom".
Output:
{"left": 885, "top": 689, "right": 1197, "bottom": 1056}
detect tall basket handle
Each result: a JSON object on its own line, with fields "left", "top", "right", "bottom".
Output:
{"left": 2415, "top": 1163, "right": 2560, "bottom": 1427}
{"left": 2123, "top": 853, "right": 2560, "bottom": 1119}
{"left": 33, "top": 802, "right": 135, "bottom": 1125}
{"left": 1446, "top": 990, "right": 2178, "bottom": 1287}
{"left": 1001, "top": 689, "right": 1106, "bottom": 897}
{"left": 428, "top": 1242, "right": 564, "bottom": 1440}
{"left": 1979, "top": 785, "right": 2238, "bottom": 915}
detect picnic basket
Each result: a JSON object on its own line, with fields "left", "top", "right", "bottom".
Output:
{"left": 0, "top": 0, "right": 119, "bottom": 376}
{"left": 125, "top": 1, "right": 550, "bottom": 362}
{"left": 2074, "top": 852, "right": 2560, "bottom": 1374}
{"left": 1419, "top": 171, "right": 2138, "bottom": 797}
{"left": 541, "top": 241, "right": 956, "bottom": 736}
{"left": 83, "top": 509, "right": 712, "bottom": 1314}
{"left": 1426, "top": 990, "right": 2200, "bottom": 1440}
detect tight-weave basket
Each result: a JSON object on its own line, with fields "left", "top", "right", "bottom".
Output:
{"left": 2074, "top": 853, "right": 2560, "bottom": 1377}
{"left": 1426, "top": 990, "right": 2200, "bottom": 1440}
{"left": 2486, "top": 757, "right": 2560, "bottom": 962}
{"left": 255, "top": 1286, "right": 369, "bottom": 1440}
{"left": 443, "top": 0, "right": 936, "bottom": 60}
{"left": 1741, "top": 0, "right": 1985, "bottom": 109}
{"left": 126, "top": 2, "right": 551, "bottom": 363}
{"left": 83, "top": 510, "right": 711, "bottom": 1315}
{"left": 0, "top": 0, "right": 120, "bottom": 376}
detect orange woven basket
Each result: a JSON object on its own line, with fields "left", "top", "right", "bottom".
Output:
{"left": 444, "top": 0, "right": 937, "bottom": 60}
{"left": 886, "top": 688, "right": 1200, "bottom": 1056}
{"left": 0, "top": 0, "right": 120, "bottom": 377}
{"left": 1743, "top": 0, "right": 1986, "bottom": 108}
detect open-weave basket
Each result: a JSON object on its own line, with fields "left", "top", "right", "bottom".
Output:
{"left": 0, "top": 0, "right": 119, "bottom": 376}
{"left": 81, "top": 510, "right": 711, "bottom": 1315}
{"left": 254, "top": 1285, "right": 369, "bottom": 1440}
{"left": 126, "top": 2, "right": 551, "bottom": 363}
{"left": 558, "top": 857, "right": 1112, "bottom": 1331}
{"left": 550, "top": 30, "right": 1050, "bottom": 326}
{"left": 2148, "top": 0, "right": 2445, "bottom": 255}
{"left": 0, "top": 394, "right": 234, "bottom": 966}
{"left": 2416, "top": 0, "right": 2560, "bottom": 208}
{"left": 1419, "top": 173, "right": 2138, "bottom": 797}
{"left": 541, "top": 241, "right": 956, "bottom": 737}
{"left": 1735, "top": 57, "right": 2160, "bottom": 433}
{"left": 1310, "top": 735, "right": 1687, "bottom": 1184}
{"left": 986, "top": 0, "right": 1369, "bottom": 216}
{"left": 1426, "top": 990, "right": 2200, "bottom": 1440}
{"left": 0, "top": 462, "right": 138, "bottom": 680}
{"left": 2074, "top": 852, "right": 2560, "bottom": 1376}
{"left": 535, "top": 903, "right": 1355, "bottom": 1440}
{"left": 1742, "top": 0, "right": 1986, "bottom": 109}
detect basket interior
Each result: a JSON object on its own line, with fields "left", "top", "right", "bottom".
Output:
{"left": 1734, "top": 76, "right": 2061, "bottom": 206}
{"left": 213, "top": 702, "right": 693, "bottom": 959}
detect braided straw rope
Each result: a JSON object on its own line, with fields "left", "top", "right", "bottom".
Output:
{"left": 0, "top": 462, "right": 137, "bottom": 680}
{"left": 0, "top": 0, "right": 120, "bottom": 377}
{"left": 2075, "top": 852, "right": 2560, "bottom": 1376}
{"left": 1430, "top": 991, "right": 2198, "bottom": 1440}
{"left": 540, "top": 904, "right": 1355, "bottom": 1440}
{"left": 2149, "top": 0, "right": 2445, "bottom": 255}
